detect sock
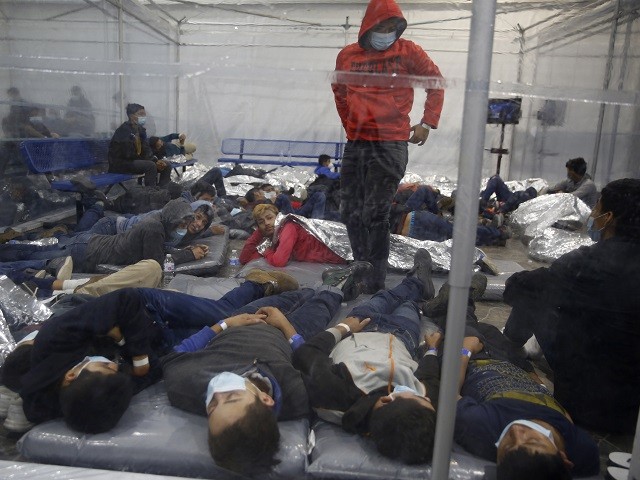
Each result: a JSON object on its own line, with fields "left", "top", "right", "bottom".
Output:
{"left": 62, "top": 278, "right": 90, "bottom": 290}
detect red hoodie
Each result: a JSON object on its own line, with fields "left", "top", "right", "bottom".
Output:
{"left": 332, "top": 0, "right": 444, "bottom": 141}
{"left": 240, "top": 221, "right": 346, "bottom": 267}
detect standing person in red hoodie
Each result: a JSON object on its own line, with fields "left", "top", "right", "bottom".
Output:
{"left": 240, "top": 204, "right": 347, "bottom": 267}
{"left": 333, "top": 0, "right": 444, "bottom": 292}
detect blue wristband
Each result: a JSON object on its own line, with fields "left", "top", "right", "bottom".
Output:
{"left": 461, "top": 348, "right": 472, "bottom": 358}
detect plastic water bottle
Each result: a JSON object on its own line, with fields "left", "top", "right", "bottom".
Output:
{"left": 228, "top": 249, "right": 240, "bottom": 276}
{"left": 163, "top": 254, "right": 175, "bottom": 288}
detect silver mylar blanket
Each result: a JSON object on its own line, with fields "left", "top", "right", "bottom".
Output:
{"left": 0, "top": 276, "right": 53, "bottom": 367}
{"left": 257, "top": 214, "right": 483, "bottom": 272}
{"left": 508, "top": 193, "right": 592, "bottom": 239}
{"left": 528, "top": 227, "right": 594, "bottom": 263}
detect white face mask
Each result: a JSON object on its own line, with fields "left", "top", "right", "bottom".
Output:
{"left": 370, "top": 31, "right": 397, "bottom": 51}
{"left": 205, "top": 372, "right": 246, "bottom": 407}
{"left": 29, "top": 116, "right": 43, "bottom": 123}
{"left": 263, "top": 191, "right": 276, "bottom": 201}
{"left": 495, "top": 420, "right": 556, "bottom": 448}
{"left": 17, "top": 330, "right": 38, "bottom": 345}
{"left": 73, "top": 355, "right": 113, "bottom": 376}
{"left": 137, "top": 116, "right": 147, "bottom": 126}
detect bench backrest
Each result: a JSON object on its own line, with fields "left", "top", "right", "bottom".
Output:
{"left": 20, "top": 138, "right": 111, "bottom": 174}
{"left": 221, "top": 138, "right": 345, "bottom": 162}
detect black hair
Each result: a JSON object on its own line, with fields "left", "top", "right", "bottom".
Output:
{"left": 497, "top": 449, "right": 571, "bottom": 480}
{"left": 190, "top": 180, "right": 216, "bottom": 199}
{"left": 245, "top": 187, "right": 261, "bottom": 203}
{"left": 194, "top": 204, "right": 213, "bottom": 226}
{"left": 565, "top": 157, "right": 587, "bottom": 176}
{"left": 59, "top": 370, "right": 133, "bottom": 434}
{"left": 208, "top": 398, "right": 281, "bottom": 476}
{"left": 166, "top": 181, "right": 185, "bottom": 200}
{"left": 600, "top": 178, "right": 640, "bottom": 241}
{"left": 148, "top": 136, "right": 161, "bottom": 149}
{"left": 369, "top": 397, "right": 436, "bottom": 464}
{"left": 318, "top": 154, "right": 331, "bottom": 165}
{"left": 1, "top": 343, "right": 33, "bottom": 392}
{"left": 126, "top": 103, "right": 144, "bottom": 116}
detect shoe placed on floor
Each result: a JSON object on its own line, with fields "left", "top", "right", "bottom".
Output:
{"left": 608, "top": 452, "right": 632, "bottom": 469}
{"left": 3, "top": 396, "right": 34, "bottom": 433}
{"left": 0, "top": 386, "right": 19, "bottom": 419}
{"left": 70, "top": 175, "right": 97, "bottom": 194}
{"left": 606, "top": 466, "right": 630, "bottom": 480}
{"left": 0, "top": 228, "right": 22, "bottom": 244}
{"left": 322, "top": 261, "right": 373, "bottom": 302}
{"left": 523, "top": 334, "right": 544, "bottom": 360}
{"left": 477, "top": 255, "right": 501, "bottom": 275}
{"left": 406, "top": 248, "right": 435, "bottom": 301}
{"left": 45, "top": 256, "right": 73, "bottom": 281}
{"left": 244, "top": 269, "right": 299, "bottom": 296}
{"left": 40, "top": 224, "right": 69, "bottom": 238}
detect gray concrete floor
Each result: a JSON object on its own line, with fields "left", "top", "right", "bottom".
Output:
{"left": 0, "top": 236, "right": 633, "bottom": 476}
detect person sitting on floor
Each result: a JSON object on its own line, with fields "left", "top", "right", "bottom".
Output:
{"left": 546, "top": 157, "right": 598, "bottom": 208}
{"left": 240, "top": 204, "right": 347, "bottom": 267}
{"left": 0, "top": 198, "right": 205, "bottom": 273}
{"left": 502, "top": 177, "right": 640, "bottom": 435}
{"left": 291, "top": 249, "right": 440, "bottom": 464}
{"left": 10, "top": 269, "right": 299, "bottom": 434}
{"left": 161, "top": 262, "right": 372, "bottom": 476}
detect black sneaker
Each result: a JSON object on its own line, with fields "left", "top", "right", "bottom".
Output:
{"left": 322, "top": 261, "right": 373, "bottom": 301}
{"left": 45, "top": 256, "right": 73, "bottom": 281}
{"left": 406, "top": 248, "right": 435, "bottom": 300}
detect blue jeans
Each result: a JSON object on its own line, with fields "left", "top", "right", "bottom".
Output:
{"left": 76, "top": 204, "right": 105, "bottom": 233}
{"left": 408, "top": 211, "right": 502, "bottom": 246}
{"left": 480, "top": 175, "right": 513, "bottom": 203}
{"left": 275, "top": 192, "right": 327, "bottom": 219}
{"left": 349, "top": 277, "right": 422, "bottom": 354}
{"left": 199, "top": 167, "right": 227, "bottom": 197}
{"left": 0, "top": 259, "right": 47, "bottom": 276}
{"left": 406, "top": 185, "right": 439, "bottom": 214}
{"left": 233, "top": 286, "right": 342, "bottom": 340}
{"left": 140, "top": 281, "right": 266, "bottom": 345}
{"left": 0, "top": 233, "right": 91, "bottom": 272}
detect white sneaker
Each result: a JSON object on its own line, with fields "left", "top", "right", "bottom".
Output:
{"left": 523, "top": 334, "right": 544, "bottom": 360}
{"left": 3, "top": 397, "right": 34, "bottom": 433}
{"left": 0, "top": 386, "right": 19, "bottom": 419}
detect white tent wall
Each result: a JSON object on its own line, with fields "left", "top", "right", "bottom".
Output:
{"left": 1, "top": 0, "right": 639, "bottom": 184}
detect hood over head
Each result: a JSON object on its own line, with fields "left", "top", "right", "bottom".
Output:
{"left": 160, "top": 198, "right": 195, "bottom": 235}
{"left": 358, "top": 0, "right": 407, "bottom": 50}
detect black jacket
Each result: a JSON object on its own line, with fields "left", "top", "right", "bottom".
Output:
{"left": 108, "top": 120, "right": 155, "bottom": 172}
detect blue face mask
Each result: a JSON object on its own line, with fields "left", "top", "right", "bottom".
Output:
{"left": 495, "top": 419, "right": 556, "bottom": 448}
{"left": 205, "top": 372, "right": 247, "bottom": 407}
{"left": 137, "top": 116, "right": 147, "bottom": 126}
{"left": 170, "top": 228, "right": 187, "bottom": 244}
{"left": 370, "top": 31, "right": 397, "bottom": 51}
{"left": 586, "top": 213, "right": 607, "bottom": 242}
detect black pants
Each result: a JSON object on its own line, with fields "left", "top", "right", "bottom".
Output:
{"left": 340, "top": 140, "right": 408, "bottom": 290}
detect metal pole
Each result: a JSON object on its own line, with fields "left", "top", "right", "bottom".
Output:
{"left": 591, "top": 0, "right": 621, "bottom": 179}
{"left": 430, "top": 1, "right": 496, "bottom": 478}
{"left": 604, "top": 13, "right": 633, "bottom": 183}
{"left": 175, "top": 25, "right": 181, "bottom": 132}
{"left": 118, "top": 0, "right": 125, "bottom": 121}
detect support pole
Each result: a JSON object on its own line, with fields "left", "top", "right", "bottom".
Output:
{"left": 430, "top": 1, "right": 496, "bottom": 477}
{"left": 117, "top": 0, "right": 125, "bottom": 121}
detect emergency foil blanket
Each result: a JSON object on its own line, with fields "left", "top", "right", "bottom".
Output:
{"left": 528, "top": 227, "right": 594, "bottom": 263}
{"left": 508, "top": 193, "right": 592, "bottom": 239}
{"left": 258, "top": 214, "right": 483, "bottom": 272}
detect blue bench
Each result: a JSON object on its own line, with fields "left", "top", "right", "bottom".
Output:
{"left": 219, "top": 138, "right": 345, "bottom": 167}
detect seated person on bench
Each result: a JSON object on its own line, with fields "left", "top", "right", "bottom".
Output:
{"left": 108, "top": 103, "right": 171, "bottom": 187}
{"left": 292, "top": 250, "right": 441, "bottom": 465}
{"left": 161, "top": 262, "right": 371, "bottom": 476}
{"left": 240, "top": 204, "right": 346, "bottom": 267}
{"left": 8, "top": 269, "right": 298, "bottom": 433}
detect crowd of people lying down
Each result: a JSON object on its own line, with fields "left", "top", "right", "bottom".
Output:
{"left": 0, "top": 140, "right": 637, "bottom": 479}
